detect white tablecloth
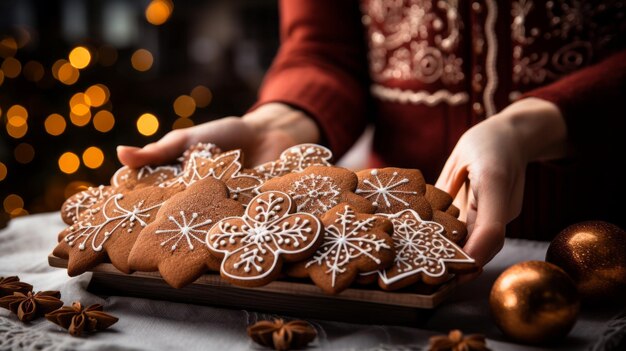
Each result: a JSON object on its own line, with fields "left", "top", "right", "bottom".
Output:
{"left": 0, "top": 213, "right": 623, "bottom": 351}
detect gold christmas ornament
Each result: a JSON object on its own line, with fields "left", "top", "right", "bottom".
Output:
{"left": 546, "top": 220, "right": 626, "bottom": 301}
{"left": 489, "top": 261, "right": 579, "bottom": 344}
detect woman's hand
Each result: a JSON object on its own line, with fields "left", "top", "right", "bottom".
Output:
{"left": 435, "top": 98, "right": 568, "bottom": 268}
{"left": 117, "top": 103, "right": 320, "bottom": 168}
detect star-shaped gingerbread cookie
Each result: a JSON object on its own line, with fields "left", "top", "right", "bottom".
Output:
{"left": 111, "top": 164, "right": 183, "bottom": 191}
{"left": 355, "top": 168, "right": 432, "bottom": 218}
{"left": 254, "top": 144, "right": 333, "bottom": 180}
{"left": 61, "top": 185, "right": 115, "bottom": 225}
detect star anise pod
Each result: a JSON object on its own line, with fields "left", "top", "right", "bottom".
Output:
{"left": 45, "top": 301, "right": 118, "bottom": 337}
{"left": 0, "top": 290, "right": 63, "bottom": 322}
{"left": 428, "top": 330, "right": 491, "bottom": 351}
{"left": 0, "top": 276, "right": 32, "bottom": 297}
{"left": 248, "top": 318, "right": 317, "bottom": 351}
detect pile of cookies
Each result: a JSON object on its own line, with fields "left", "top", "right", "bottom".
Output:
{"left": 54, "top": 143, "right": 477, "bottom": 294}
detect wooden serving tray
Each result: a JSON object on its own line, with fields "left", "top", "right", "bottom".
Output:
{"left": 49, "top": 254, "right": 457, "bottom": 326}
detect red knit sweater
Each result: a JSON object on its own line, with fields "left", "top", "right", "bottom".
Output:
{"left": 254, "top": 0, "right": 626, "bottom": 239}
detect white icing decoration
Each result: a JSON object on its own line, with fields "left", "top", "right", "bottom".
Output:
{"left": 305, "top": 205, "right": 391, "bottom": 288}
{"left": 356, "top": 169, "right": 417, "bottom": 208}
{"left": 289, "top": 173, "right": 341, "bottom": 216}
{"left": 254, "top": 143, "right": 333, "bottom": 180}
{"left": 366, "top": 209, "right": 474, "bottom": 285}
{"left": 64, "top": 194, "right": 163, "bottom": 252}
{"left": 63, "top": 185, "right": 111, "bottom": 223}
{"left": 155, "top": 211, "right": 213, "bottom": 252}
{"left": 207, "top": 191, "right": 321, "bottom": 281}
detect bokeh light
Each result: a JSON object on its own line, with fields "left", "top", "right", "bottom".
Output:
{"left": 0, "top": 37, "right": 18, "bottom": 58}
{"left": 58, "top": 152, "right": 80, "bottom": 174}
{"left": 0, "top": 162, "right": 7, "bottom": 181}
{"left": 85, "top": 84, "right": 109, "bottom": 107}
{"left": 131, "top": 49, "right": 154, "bottom": 72}
{"left": 69, "top": 92, "right": 92, "bottom": 115}
{"left": 93, "top": 110, "right": 115, "bottom": 132}
{"left": 172, "top": 117, "right": 194, "bottom": 130}
{"left": 82, "top": 146, "right": 104, "bottom": 169}
{"left": 0, "top": 70, "right": 4, "bottom": 86}
{"left": 3, "top": 194, "right": 24, "bottom": 213}
{"left": 45, "top": 114, "right": 67, "bottom": 136}
{"left": 68, "top": 46, "right": 91, "bottom": 69}
{"left": 14, "top": 143, "right": 35, "bottom": 164}
{"left": 190, "top": 85, "right": 213, "bottom": 108}
{"left": 137, "top": 113, "right": 159, "bottom": 136}
{"left": 51, "top": 59, "right": 67, "bottom": 79}
{"left": 23, "top": 60, "right": 45, "bottom": 82}
{"left": 58, "top": 62, "right": 80, "bottom": 85}
{"left": 6, "top": 105, "right": 28, "bottom": 138}
{"left": 1, "top": 57, "right": 21, "bottom": 78}
{"left": 145, "top": 0, "right": 173, "bottom": 26}
{"left": 7, "top": 104, "right": 28, "bottom": 120}
{"left": 69, "top": 109, "right": 91, "bottom": 127}
{"left": 173, "top": 95, "right": 196, "bottom": 118}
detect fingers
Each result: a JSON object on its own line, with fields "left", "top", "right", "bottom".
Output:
{"left": 435, "top": 153, "right": 468, "bottom": 199}
{"left": 117, "top": 129, "right": 189, "bottom": 167}
{"left": 462, "top": 169, "right": 509, "bottom": 267}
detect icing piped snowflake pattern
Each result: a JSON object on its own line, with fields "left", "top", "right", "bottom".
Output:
{"left": 164, "top": 149, "right": 262, "bottom": 204}
{"left": 207, "top": 191, "right": 321, "bottom": 283}
{"left": 111, "top": 165, "right": 182, "bottom": 188}
{"left": 255, "top": 144, "right": 333, "bottom": 180}
{"left": 290, "top": 174, "right": 341, "bottom": 216}
{"left": 64, "top": 194, "right": 162, "bottom": 252}
{"left": 376, "top": 209, "right": 474, "bottom": 284}
{"left": 306, "top": 205, "right": 392, "bottom": 288}
{"left": 62, "top": 185, "right": 114, "bottom": 224}
{"left": 356, "top": 169, "right": 418, "bottom": 208}
{"left": 155, "top": 211, "right": 214, "bottom": 252}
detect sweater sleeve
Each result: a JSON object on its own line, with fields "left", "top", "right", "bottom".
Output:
{"left": 250, "top": 0, "right": 371, "bottom": 158}
{"left": 523, "top": 50, "right": 626, "bottom": 158}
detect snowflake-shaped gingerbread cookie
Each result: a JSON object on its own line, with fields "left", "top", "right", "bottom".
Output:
{"left": 128, "top": 178, "right": 244, "bottom": 288}
{"left": 297, "top": 204, "right": 395, "bottom": 294}
{"left": 254, "top": 144, "right": 333, "bottom": 180}
{"left": 61, "top": 185, "right": 115, "bottom": 225}
{"left": 164, "top": 149, "right": 262, "bottom": 205}
{"left": 53, "top": 185, "right": 183, "bottom": 276}
{"left": 259, "top": 166, "right": 374, "bottom": 216}
{"left": 356, "top": 168, "right": 432, "bottom": 218}
{"left": 364, "top": 209, "right": 476, "bottom": 290}
{"left": 206, "top": 191, "right": 323, "bottom": 287}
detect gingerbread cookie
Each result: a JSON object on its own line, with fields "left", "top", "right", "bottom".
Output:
{"left": 356, "top": 168, "right": 432, "bottom": 218}
{"left": 254, "top": 144, "right": 332, "bottom": 180}
{"left": 373, "top": 209, "right": 476, "bottom": 290}
{"left": 206, "top": 191, "right": 323, "bottom": 287}
{"left": 297, "top": 204, "right": 394, "bottom": 294}
{"left": 165, "top": 149, "right": 263, "bottom": 205}
{"left": 53, "top": 185, "right": 183, "bottom": 276}
{"left": 111, "top": 164, "right": 182, "bottom": 190}
{"left": 178, "top": 142, "right": 222, "bottom": 167}
{"left": 425, "top": 184, "right": 454, "bottom": 213}
{"left": 259, "top": 166, "right": 374, "bottom": 216}
{"left": 128, "top": 178, "right": 244, "bottom": 288}
{"left": 61, "top": 185, "right": 115, "bottom": 225}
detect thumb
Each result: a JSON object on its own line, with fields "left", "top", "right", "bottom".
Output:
{"left": 117, "top": 129, "right": 189, "bottom": 168}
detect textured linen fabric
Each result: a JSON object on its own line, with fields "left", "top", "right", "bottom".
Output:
{"left": 0, "top": 213, "right": 623, "bottom": 351}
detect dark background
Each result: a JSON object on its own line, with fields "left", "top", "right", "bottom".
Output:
{"left": 0, "top": 0, "right": 279, "bottom": 226}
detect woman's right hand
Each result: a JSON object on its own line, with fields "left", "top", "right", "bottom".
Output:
{"left": 117, "top": 103, "right": 320, "bottom": 168}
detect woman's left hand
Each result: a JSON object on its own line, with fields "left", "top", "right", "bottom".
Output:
{"left": 435, "top": 98, "right": 568, "bottom": 269}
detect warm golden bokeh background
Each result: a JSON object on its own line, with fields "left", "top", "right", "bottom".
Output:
{"left": 0, "top": 0, "right": 279, "bottom": 226}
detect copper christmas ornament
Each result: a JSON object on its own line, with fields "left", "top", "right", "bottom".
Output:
{"left": 546, "top": 221, "right": 626, "bottom": 301}
{"left": 489, "top": 261, "right": 579, "bottom": 344}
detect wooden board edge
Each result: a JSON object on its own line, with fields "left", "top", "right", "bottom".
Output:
{"left": 48, "top": 254, "right": 455, "bottom": 309}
